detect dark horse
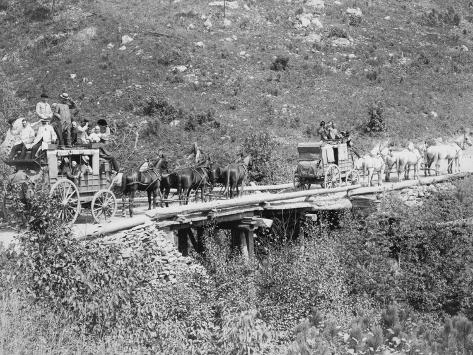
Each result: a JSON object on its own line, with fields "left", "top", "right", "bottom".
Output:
{"left": 161, "top": 157, "right": 213, "bottom": 206}
{"left": 214, "top": 155, "right": 251, "bottom": 198}
{"left": 115, "top": 156, "right": 168, "bottom": 217}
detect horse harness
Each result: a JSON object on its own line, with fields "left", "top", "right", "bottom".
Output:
{"left": 128, "top": 168, "right": 162, "bottom": 191}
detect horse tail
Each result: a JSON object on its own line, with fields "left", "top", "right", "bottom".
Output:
{"left": 226, "top": 165, "right": 231, "bottom": 197}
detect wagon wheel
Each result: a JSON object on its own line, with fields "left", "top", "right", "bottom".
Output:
{"left": 324, "top": 164, "right": 342, "bottom": 189}
{"left": 345, "top": 169, "right": 360, "bottom": 186}
{"left": 91, "top": 189, "right": 117, "bottom": 223}
{"left": 49, "top": 179, "right": 81, "bottom": 225}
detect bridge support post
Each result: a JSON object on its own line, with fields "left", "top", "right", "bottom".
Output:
{"left": 177, "top": 229, "right": 189, "bottom": 256}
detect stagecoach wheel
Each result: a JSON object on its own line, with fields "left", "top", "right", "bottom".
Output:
{"left": 324, "top": 164, "right": 342, "bottom": 189}
{"left": 49, "top": 179, "right": 81, "bottom": 225}
{"left": 345, "top": 169, "right": 360, "bottom": 186}
{"left": 91, "top": 189, "right": 117, "bottom": 223}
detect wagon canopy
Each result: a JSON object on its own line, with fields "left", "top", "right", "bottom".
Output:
{"left": 297, "top": 142, "right": 323, "bottom": 161}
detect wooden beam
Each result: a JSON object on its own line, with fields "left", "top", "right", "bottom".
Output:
{"left": 147, "top": 184, "right": 360, "bottom": 220}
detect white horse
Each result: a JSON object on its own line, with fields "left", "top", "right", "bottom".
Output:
{"left": 355, "top": 147, "right": 387, "bottom": 187}
{"left": 425, "top": 134, "right": 472, "bottom": 175}
{"left": 398, "top": 148, "right": 423, "bottom": 180}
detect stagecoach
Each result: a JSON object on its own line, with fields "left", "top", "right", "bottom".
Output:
{"left": 2, "top": 145, "right": 118, "bottom": 225}
{"left": 293, "top": 141, "right": 360, "bottom": 189}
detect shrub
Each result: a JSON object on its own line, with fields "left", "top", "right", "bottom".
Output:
{"left": 365, "top": 100, "right": 386, "bottom": 133}
{"left": 270, "top": 55, "right": 289, "bottom": 71}
{"left": 328, "top": 26, "right": 349, "bottom": 38}
{"left": 241, "top": 131, "right": 279, "bottom": 183}
{"left": 257, "top": 222, "right": 348, "bottom": 332}
{"left": 0, "top": 0, "right": 8, "bottom": 11}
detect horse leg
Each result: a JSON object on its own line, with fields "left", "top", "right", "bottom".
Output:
{"left": 368, "top": 168, "right": 374, "bottom": 187}
{"left": 129, "top": 190, "right": 134, "bottom": 217}
{"left": 147, "top": 190, "right": 152, "bottom": 210}
{"left": 122, "top": 195, "right": 127, "bottom": 217}
{"left": 378, "top": 167, "right": 384, "bottom": 186}
{"left": 435, "top": 158, "right": 441, "bottom": 176}
{"left": 385, "top": 163, "right": 391, "bottom": 182}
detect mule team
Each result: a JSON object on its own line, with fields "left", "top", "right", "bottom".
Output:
{"left": 355, "top": 131, "right": 472, "bottom": 187}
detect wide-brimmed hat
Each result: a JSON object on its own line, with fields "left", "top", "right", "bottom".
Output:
{"left": 40, "top": 93, "right": 49, "bottom": 98}
{"left": 82, "top": 156, "right": 90, "bottom": 162}
{"left": 97, "top": 118, "right": 108, "bottom": 126}
{"left": 59, "top": 93, "right": 70, "bottom": 100}
{"left": 7, "top": 117, "right": 16, "bottom": 125}
{"left": 40, "top": 117, "right": 50, "bottom": 122}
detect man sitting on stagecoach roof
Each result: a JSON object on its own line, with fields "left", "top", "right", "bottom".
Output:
{"left": 327, "top": 121, "right": 343, "bottom": 140}
{"left": 15, "top": 118, "right": 36, "bottom": 160}
{"left": 36, "top": 93, "right": 53, "bottom": 120}
{"left": 318, "top": 121, "right": 329, "bottom": 141}
{"left": 29, "top": 117, "right": 57, "bottom": 159}
{"left": 88, "top": 126, "right": 102, "bottom": 143}
{"left": 187, "top": 142, "right": 206, "bottom": 165}
{"left": 72, "top": 119, "right": 89, "bottom": 145}
{"left": 96, "top": 119, "right": 111, "bottom": 143}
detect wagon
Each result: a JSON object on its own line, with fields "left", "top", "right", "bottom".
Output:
{"left": 293, "top": 141, "right": 360, "bottom": 189}
{"left": 3, "top": 145, "right": 118, "bottom": 225}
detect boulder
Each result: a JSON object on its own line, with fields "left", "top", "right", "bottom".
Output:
{"left": 121, "top": 35, "right": 134, "bottom": 45}
{"left": 346, "top": 7, "right": 362, "bottom": 17}
{"left": 306, "top": 0, "right": 324, "bottom": 9}
{"left": 304, "top": 33, "right": 322, "bottom": 43}
{"left": 171, "top": 65, "right": 188, "bottom": 72}
{"left": 312, "top": 17, "right": 323, "bottom": 28}
{"left": 194, "top": 41, "right": 205, "bottom": 47}
{"left": 204, "top": 18, "right": 212, "bottom": 29}
{"left": 332, "top": 38, "right": 351, "bottom": 47}
{"left": 209, "top": 1, "right": 239, "bottom": 9}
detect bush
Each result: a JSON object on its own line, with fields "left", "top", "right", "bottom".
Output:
{"left": 328, "top": 26, "right": 349, "bottom": 38}
{"left": 365, "top": 100, "right": 386, "bottom": 133}
{"left": 0, "top": 0, "right": 8, "bottom": 11}
{"left": 241, "top": 132, "right": 279, "bottom": 183}
{"left": 257, "top": 221, "right": 349, "bottom": 332}
{"left": 270, "top": 55, "right": 289, "bottom": 71}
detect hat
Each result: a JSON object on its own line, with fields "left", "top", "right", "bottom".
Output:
{"left": 7, "top": 117, "right": 16, "bottom": 125}
{"left": 82, "top": 156, "right": 90, "bottom": 162}
{"left": 97, "top": 118, "right": 108, "bottom": 126}
{"left": 59, "top": 93, "right": 69, "bottom": 100}
{"left": 40, "top": 117, "right": 50, "bottom": 122}
{"left": 40, "top": 93, "right": 49, "bottom": 98}
{"left": 320, "top": 121, "right": 326, "bottom": 126}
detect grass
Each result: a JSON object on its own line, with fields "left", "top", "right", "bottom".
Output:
{"left": 1, "top": 0, "right": 473, "bottom": 173}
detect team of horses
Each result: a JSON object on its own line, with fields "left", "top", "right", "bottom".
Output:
{"left": 112, "top": 132, "right": 472, "bottom": 216}
{"left": 112, "top": 154, "right": 253, "bottom": 216}
{"left": 355, "top": 133, "right": 472, "bottom": 187}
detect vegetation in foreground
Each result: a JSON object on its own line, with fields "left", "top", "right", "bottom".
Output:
{"left": 2, "top": 178, "right": 473, "bottom": 353}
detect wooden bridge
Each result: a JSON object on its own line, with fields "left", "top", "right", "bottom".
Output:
{"left": 76, "top": 172, "right": 472, "bottom": 260}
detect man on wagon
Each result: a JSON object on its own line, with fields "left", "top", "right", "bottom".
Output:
{"left": 30, "top": 117, "right": 57, "bottom": 160}
{"left": 95, "top": 119, "right": 119, "bottom": 174}
{"left": 53, "top": 93, "right": 74, "bottom": 147}
{"left": 317, "top": 121, "right": 328, "bottom": 141}
{"left": 36, "top": 93, "right": 53, "bottom": 121}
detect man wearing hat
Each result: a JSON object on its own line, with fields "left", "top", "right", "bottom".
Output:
{"left": 30, "top": 116, "right": 57, "bottom": 159}
{"left": 36, "top": 93, "right": 53, "bottom": 120}
{"left": 53, "top": 93, "right": 73, "bottom": 147}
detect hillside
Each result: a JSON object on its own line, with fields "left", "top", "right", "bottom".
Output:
{"left": 1, "top": 0, "right": 473, "bottom": 180}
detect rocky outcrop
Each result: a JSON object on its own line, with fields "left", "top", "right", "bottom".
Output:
{"left": 100, "top": 224, "right": 207, "bottom": 286}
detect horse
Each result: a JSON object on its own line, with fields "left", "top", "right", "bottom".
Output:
{"left": 424, "top": 134, "right": 472, "bottom": 176}
{"left": 112, "top": 156, "right": 168, "bottom": 217}
{"left": 355, "top": 147, "right": 387, "bottom": 187}
{"left": 397, "top": 147, "right": 423, "bottom": 180}
{"left": 161, "top": 157, "right": 213, "bottom": 205}
{"left": 224, "top": 155, "right": 252, "bottom": 198}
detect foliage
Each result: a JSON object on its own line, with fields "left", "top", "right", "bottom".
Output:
{"left": 241, "top": 132, "right": 279, "bottom": 183}
{"left": 365, "top": 100, "right": 386, "bottom": 133}
{"left": 270, "top": 55, "right": 289, "bottom": 71}
{"left": 257, "top": 221, "right": 349, "bottom": 332}
{"left": 421, "top": 7, "right": 461, "bottom": 27}
{"left": 141, "top": 96, "right": 220, "bottom": 132}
